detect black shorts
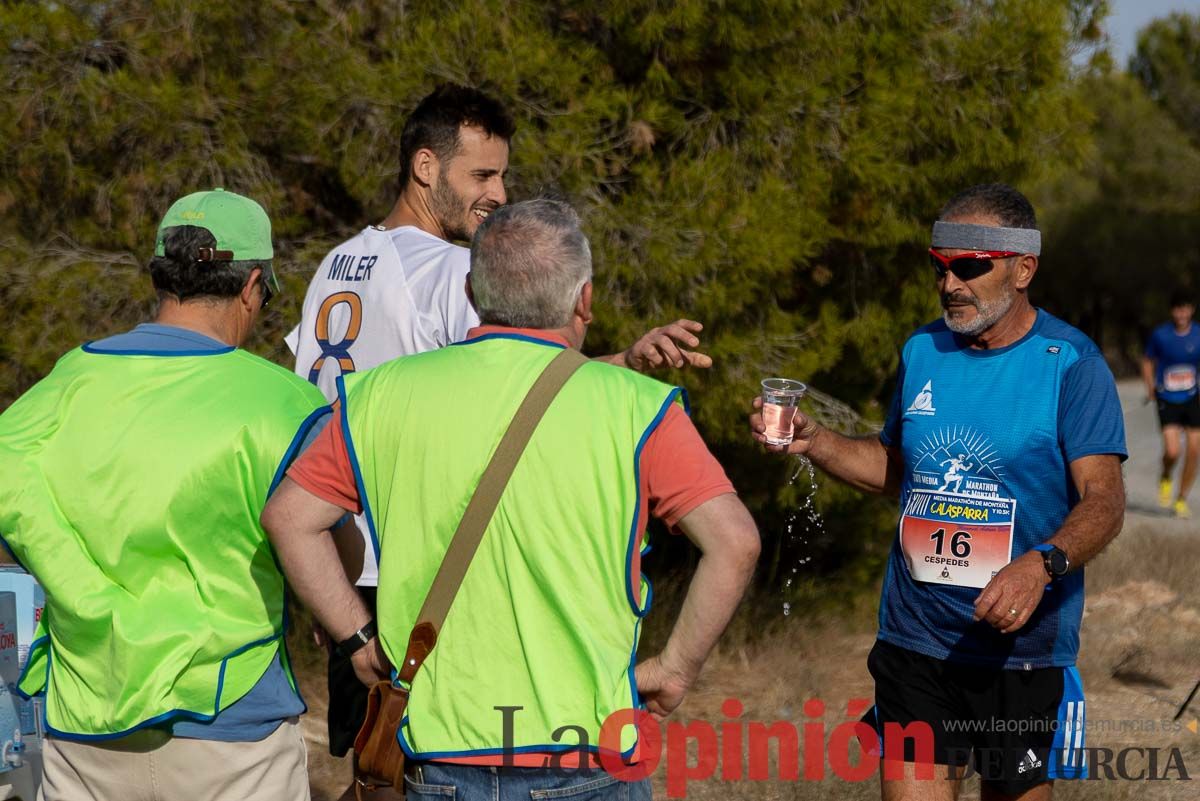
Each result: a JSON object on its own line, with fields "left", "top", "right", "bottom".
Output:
{"left": 327, "top": 586, "right": 377, "bottom": 758}
{"left": 1158, "top": 395, "right": 1200, "bottom": 428}
{"left": 865, "top": 639, "right": 1087, "bottom": 795}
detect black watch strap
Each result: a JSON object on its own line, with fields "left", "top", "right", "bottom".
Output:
{"left": 335, "top": 620, "right": 377, "bottom": 658}
{"left": 1040, "top": 546, "right": 1069, "bottom": 579}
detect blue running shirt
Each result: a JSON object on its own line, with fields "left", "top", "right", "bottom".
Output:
{"left": 1144, "top": 322, "right": 1200, "bottom": 405}
{"left": 878, "top": 310, "right": 1126, "bottom": 669}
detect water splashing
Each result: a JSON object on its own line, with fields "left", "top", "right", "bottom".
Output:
{"left": 781, "top": 454, "right": 825, "bottom": 615}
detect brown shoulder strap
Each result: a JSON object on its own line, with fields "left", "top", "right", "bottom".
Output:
{"left": 398, "top": 346, "right": 588, "bottom": 682}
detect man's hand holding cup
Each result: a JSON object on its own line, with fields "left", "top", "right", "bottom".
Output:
{"left": 751, "top": 378, "right": 819, "bottom": 455}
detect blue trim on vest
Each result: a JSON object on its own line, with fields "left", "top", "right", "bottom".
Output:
{"left": 36, "top": 630, "right": 288, "bottom": 741}
{"left": 269, "top": 405, "right": 332, "bottom": 496}
{"left": 336, "top": 375, "right": 382, "bottom": 564}
{"left": 13, "top": 635, "right": 48, "bottom": 701}
{"left": 276, "top": 602, "right": 307, "bottom": 715}
{"left": 81, "top": 342, "right": 236, "bottom": 357}
{"left": 624, "top": 388, "right": 682, "bottom": 618}
{"left": 262, "top": 406, "right": 330, "bottom": 716}
{"left": 452, "top": 333, "right": 567, "bottom": 349}
{"left": 622, "top": 617, "right": 644, "bottom": 759}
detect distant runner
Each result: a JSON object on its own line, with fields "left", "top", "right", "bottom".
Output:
{"left": 1142, "top": 291, "right": 1200, "bottom": 518}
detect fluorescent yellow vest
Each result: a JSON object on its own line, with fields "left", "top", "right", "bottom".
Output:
{"left": 341, "top": 334, "right": 683, "bottom": 760}
{"left": 0, "top": 345, "right": 326, "bottom": 738}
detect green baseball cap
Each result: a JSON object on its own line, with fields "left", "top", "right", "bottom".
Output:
{"left": 154, "top": 188, "right": 278, "bottom": 292}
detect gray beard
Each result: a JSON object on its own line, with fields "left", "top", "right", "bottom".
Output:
{"left": 943, "top": 286, "right": 1016, "bottom": 336}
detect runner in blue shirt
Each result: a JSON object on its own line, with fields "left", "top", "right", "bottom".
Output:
{"left": 751, "top": 184, "right": 1126, "bottom": 801}
{"left": 1142, "top": 291, "right": 1200, "bottom": 517}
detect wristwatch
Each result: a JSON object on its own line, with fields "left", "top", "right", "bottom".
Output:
{"left": 1033, "top": 544, "right": 1069, "bottom": 580}
{"left": 335, "top": 620, "right": 377, "bottom": 657}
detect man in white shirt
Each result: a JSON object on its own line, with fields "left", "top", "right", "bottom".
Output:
{"left": 287, "top": 84, "right": 710, "bottom": 799}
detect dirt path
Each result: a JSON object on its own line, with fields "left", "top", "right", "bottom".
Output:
{"left": 301, "top": 380, "right": 1200, "bottom": 799}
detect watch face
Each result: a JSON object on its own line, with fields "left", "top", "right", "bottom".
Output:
{"left": 1048, "top": 550, "right": 1069, "bottom": 575}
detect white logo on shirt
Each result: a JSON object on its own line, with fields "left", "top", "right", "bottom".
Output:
{"left": 906, "top": 380, "right": 937, "bottom": 416}
{"left": 911, "top": 426, "right": 1006, "bottom": 498}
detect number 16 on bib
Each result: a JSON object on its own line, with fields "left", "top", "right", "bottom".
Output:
{"left": 899, "top": 490, "right": 1017, "bottom": 589}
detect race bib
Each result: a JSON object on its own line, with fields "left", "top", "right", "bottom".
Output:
{"left": 1164, "top": 364, "right": 1197, "bottom": 393}
{"left": 899, "top": 490, "right": 1016, "bottom": 589}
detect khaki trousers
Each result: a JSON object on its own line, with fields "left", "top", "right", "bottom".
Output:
{"left": 38, "top": 718, "right": 310, "bottom": 801}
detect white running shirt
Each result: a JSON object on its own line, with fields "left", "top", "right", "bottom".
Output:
{"left": 286, "top": 225, "right": 479, "bottom": 585}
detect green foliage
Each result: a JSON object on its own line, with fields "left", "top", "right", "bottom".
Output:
{"left": 1034, "top": 64, "right": 1200, "bottom": 363}
{"left": 0, "top": 0, "right": 1094, "bottom": 594}
{"left": 1130, "top": 13, "right": 1200, "bottom": 143}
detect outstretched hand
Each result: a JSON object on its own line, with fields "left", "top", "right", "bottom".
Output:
{"left": 622, "top": 320, "right": 712, "bottom": 372}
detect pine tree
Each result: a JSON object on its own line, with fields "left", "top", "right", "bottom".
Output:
{"left": 0, "top": 0, "right": 1098, "bottom": 593}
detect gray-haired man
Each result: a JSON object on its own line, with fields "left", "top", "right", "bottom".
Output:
{"left": 265, "top": 199, "right": 760, "bottom": 800}
{"left": 752, "top": 184, "right": 1126, "bottom": 801}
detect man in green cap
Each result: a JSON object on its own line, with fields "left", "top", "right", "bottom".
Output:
{"left": 0, "top": 188, "right": 330, "bottom": 800}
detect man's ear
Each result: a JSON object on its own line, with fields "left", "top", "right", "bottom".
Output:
{"left": 575, "top": 282, "right": 594, "bottom": 325}
{"left": 411, "top": 148, "right": 439, "bottom": 189}
{"left": 241, "top": 267, "right": 263, "bottom": 310}
{"left": 1015, "top": 255, "right": 1038, "bottom": 290}
{"left": 465, "top": 273, "right": 478, "bottom": 312}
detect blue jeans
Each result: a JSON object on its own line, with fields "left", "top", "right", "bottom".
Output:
{"left": 404, "top": 762, "right": 652, "bottom": 801}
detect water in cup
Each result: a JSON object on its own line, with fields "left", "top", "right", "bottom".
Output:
{"left": 761, "top": 378, "right": 806, "bottom": 446}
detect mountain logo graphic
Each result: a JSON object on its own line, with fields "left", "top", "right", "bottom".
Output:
{"left": 910, "top": 427, "right": 1006, "bottom": 498}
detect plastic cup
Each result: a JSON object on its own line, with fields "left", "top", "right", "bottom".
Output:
{"left": 761, "top": 378, "right": 807, "bottom": 446}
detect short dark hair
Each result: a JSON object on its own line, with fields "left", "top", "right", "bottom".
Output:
{"left": 1170, "top": 289, "right": 1194, "bottom": 309}
{"left": 148, "top": 226, "right": 264, "bottom": 302}
{"left": 939, "top": 183, "right": 1038, "bottom": 230}
{"left": 398, "top": 84, "right": 515, "bottom": 190}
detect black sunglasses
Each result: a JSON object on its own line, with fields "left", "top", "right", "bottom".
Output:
{"left": 260, "top": 276, "right": 274, "bottom": 309}
{"left": 928, "top": 248, "right": 1020, "bottom": 282}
